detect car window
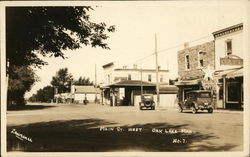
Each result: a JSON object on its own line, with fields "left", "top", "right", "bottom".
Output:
{"left": 143, "top": 95, "right": 152, "bottom": 99}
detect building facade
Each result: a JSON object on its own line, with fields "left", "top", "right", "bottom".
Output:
{"left": 176, "top": 41, "right": 215, "bottom": 103}
{"left": 213, "top": 23, "right": 243, "bottom": 109}
{"left": 176, "top": 23, "right": 244, "bottom": 110}
{"left": 101, "top": 62, "right": 178, "bottom": 107}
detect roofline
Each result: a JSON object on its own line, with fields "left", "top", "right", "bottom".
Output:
{"left": 102, "top": 62, "right": 114, "bottom": 68}
{"left": 212, "top": 23, "right": 243, "bottom": 38}
{"left": 178, "top": 41, "right": 214, "bottom": 53}
{"left": 114, "top": 68, "right": 169, "bottom": 72}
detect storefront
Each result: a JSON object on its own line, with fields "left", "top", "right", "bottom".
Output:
{"left": 215, "top": 67, "right": 243, "bottom": 109}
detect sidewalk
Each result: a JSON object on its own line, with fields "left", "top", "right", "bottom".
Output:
{"left": 156, "top": 107, "right": 243, "bottom": 114}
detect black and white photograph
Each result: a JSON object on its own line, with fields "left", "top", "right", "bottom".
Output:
{"left": 1, "top": 1, "right": 250, "bottom": 157}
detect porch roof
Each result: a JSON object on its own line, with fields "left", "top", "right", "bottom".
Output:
{"left": 109, "top": 80, "right": 156, "bottom": 87}
{"left": 214, "top": 67, "right": 243, "bottom": 79}
{"left": 175, "top": 79, "right": 201, "bottom": 86}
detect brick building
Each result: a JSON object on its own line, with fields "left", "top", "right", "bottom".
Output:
{"left": 175, "top": 41, "right": 215, "bottom": 103}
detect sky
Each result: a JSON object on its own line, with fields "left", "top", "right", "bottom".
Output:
{"left": 23, "top": 1, "right": 246, "bottom": 98}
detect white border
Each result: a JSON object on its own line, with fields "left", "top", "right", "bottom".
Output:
{"left": 1, "top": 1, "right": 249, "bottom": 157}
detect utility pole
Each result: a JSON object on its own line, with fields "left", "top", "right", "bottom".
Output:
{"left": 95, "top": 64, "right": 97, "bottom": 103}
{"left": 155, "top": 33, "right": 160, "bottom": 108}
{"left": 140, "top": 65, "right": 143, "bottom": 99}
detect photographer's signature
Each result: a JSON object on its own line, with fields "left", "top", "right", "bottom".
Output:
{"left": 11, "top": 129, "right": 32, "bottom": 142}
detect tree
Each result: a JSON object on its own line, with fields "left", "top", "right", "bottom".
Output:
{"left": 8, "top": 65, "right": 37, "bottom": 106}
{"left": 51, "top": 68, "right": 73, "bottom": 93}
{"left": 29, "top": 86, "right": 54, "bottom": 102}
{"left": 73, "top": 76, "right": 94, "bottom": 86}
{"left": 6, "top": 7, "right": 115, "bottom": 106}
{"left": 6, "top": 7, "right": 115, "bottom": 69}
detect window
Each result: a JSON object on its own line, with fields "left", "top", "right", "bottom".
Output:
{"left": 227, "top": 82, "right": 239, "bottom": 102}
{"left": 148, "top": 74, "right": 152, "bottom": 82}
{"left": 198, "top": 51, "right": 205, "bottom": 68}
{"left": 160, "top": 75, "right": 163, "bottom": 82}
{"left": 185, "top": 55, "right": 190, "bottom": 70}
{"left": 128, "top": 74, "right": 131, "bottom": 80}
{"left": 226, "top": 39, "right": 232, "bottom": 55}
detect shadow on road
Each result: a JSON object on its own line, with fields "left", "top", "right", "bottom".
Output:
{"left": 7, "top": 118, "right": 237, "bottom": 152}
{"left": 7, "top": 104, "right": 56, "bottom": 111}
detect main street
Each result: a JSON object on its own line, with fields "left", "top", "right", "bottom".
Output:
{"left": 7, "top": 103, "right": 243, "bottom": 152}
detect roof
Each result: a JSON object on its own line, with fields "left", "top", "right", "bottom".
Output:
{"left": 186, "top": 90, "right": 210, "bottom": 93}
{"left": 102, "top": 62, "right": 114, "bottom": 68}
{"left": 109, "top": 80, "right": 156, "bottom": 87}
{"left": 214, "top": 67, "right": 243, "bottom": 78}
{"left": 159, "top": 85, "right": 179, "bottom": 94}
{"left": 114, "top": 68, "right": 169, "bottom": 73}
{"left": 212, "top": 23, "right": 243, "bottom": 38}
{"left": 73, "top": 86, "right": 101, "bottom": 94}
{"left": 175, "top": 79, "right": 201, "bottom": 86}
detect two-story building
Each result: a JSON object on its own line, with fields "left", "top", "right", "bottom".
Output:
{"left": 213, "top": 23, "right": 243, "bottom": 109}
{"left": 101, "top": 62, "right": 178, "bottom": 108}
{"left": 175, "top": 41, "right": 215, "bottom": 103}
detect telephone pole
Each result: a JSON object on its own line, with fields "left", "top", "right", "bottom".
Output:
{"left": 95, "top": 64, "right": 97, "bottom": 103}
{"left": 155, "top": 33, "right": 160, "bottom": 108}
{"left": 140, "top": 65, "right": 143, "bottom": 98}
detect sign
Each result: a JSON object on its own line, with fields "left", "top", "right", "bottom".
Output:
{"left": 220, "top": 58, "right": 243, "bottom": 65}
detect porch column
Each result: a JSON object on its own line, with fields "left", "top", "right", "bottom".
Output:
{"left": 222, "top": 77, "right": 226, "bottom": 109}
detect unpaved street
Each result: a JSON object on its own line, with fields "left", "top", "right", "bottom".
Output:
{"left": 7, "top": 103, "right": 243, "bottom": 152}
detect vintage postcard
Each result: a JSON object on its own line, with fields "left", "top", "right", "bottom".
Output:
{"left": 1, "top": 1, "right": 249, "bottom": 157}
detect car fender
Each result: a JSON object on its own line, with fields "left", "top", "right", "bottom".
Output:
{"left": 192, "top": 102, "right": 199, "bottom": 109}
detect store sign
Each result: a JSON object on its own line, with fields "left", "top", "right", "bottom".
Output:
{"left": 220, "top": 58, "right": 243, "bottom": 65}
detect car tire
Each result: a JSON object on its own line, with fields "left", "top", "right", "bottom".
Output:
{"left": 178, "top": 106, "right": 183, "bottom": 113}
{"left": 191, "top": 106, "right": 197, "bottom": 114}
{"left": 208, "top": 108, "right": 213, "bottom": 113}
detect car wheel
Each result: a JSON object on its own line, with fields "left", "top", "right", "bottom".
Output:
{"left": 208, "top": 108, "right": 213, "bottom": 113}
{"left": 191, "top": 106, "right": 197, "bottom": 114}
{"left": 178, "top": 106, "right": 183, "bottom": 113}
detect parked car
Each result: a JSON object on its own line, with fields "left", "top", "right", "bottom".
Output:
{"left": 178, "top": 90, "right": 214, "bottom": 114}
{"left": 139, "top": 94, "right": 155, "bottom": 110}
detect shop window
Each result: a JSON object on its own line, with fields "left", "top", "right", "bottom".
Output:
{"left": 227, "top": 82, "right": 239, "bottom": 102}
{"left": 219, "top": 85, "right": 223, "bottom": 100}
{"left": 185, "top": 55, "right": 190, "bottom": 70}
{"left": 148, "top": 74, "right": 152, "bottom": 82}
{"left": 241, "top": 83, "right": 243, "bottom": 103}
{"left": 226, "top": 39, "right": 232, "bottom": 56}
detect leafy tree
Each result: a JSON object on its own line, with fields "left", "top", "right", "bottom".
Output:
{"left": 29, "top": 86, "right": 54, "bottom": 102}
{"left": 6, "top": 7, "right": 115, "bottom": 69}
{"left": 73, "top": 76, "right": 94, "bottom": 86}
{"left": 51, "top": 68, "right": 73, "bottom": 93}
{"left": 6, "top": 7, "right": 115, "bottom": 106}
{"left": 8, "top": 65, "right": 37, "bottom": 106}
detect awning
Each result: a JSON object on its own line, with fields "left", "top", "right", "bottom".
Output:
{"left": 159, "top": 85, "right": 179, "bottom": 94}
{"left": 214, "top": 67, "right": 243, "bottom": 79}
{"left": 109, "top": 80, "right": 156, "bottom": 88}
{"left": 175, "top": 79, "right": 200, "bottom": 86}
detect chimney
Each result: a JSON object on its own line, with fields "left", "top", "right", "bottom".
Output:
{"left": 184, "top": 42, "right": 189, "bottom": 49}
{"left": 133, "top": 64, "right": 138, "bottom": 69}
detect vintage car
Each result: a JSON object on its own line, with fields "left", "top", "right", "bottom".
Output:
{"left": 139, "top": 94, "right": 155, "bottom": 110}
{"left": 178, "top": 90, "right": 214, "bottom": 114}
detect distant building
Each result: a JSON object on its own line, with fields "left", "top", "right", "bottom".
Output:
{"left": 101, "top": 62, "right": 178, "bottom": 108}
{"left": 54, "top": 85, "right": 101, "bottom": 104}
{"left": 71, "top": 85, "right": 101, "bottom": 103}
